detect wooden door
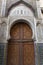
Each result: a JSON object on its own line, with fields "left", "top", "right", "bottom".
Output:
{"left": 7, "top": 22, "right": 35, "bottom": 65}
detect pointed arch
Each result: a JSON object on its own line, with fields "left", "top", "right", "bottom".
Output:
{"left": 6, "top": 1, "right": 35, "bottom": 16}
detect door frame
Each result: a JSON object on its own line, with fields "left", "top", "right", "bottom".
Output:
{"left": 4, "top": 19, "right": 38, "bottom": 65}
{"left": 7, "top": 21, "right": 35, "bottom": 65}
{"left": 7, "top": 19, "right": 35, "bottom": 40}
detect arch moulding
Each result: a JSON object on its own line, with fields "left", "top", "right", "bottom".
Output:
{"left": 6, "top": 4, "right": 37, "bottom": 42}
{"left": 7, "top": 17, "right": 36, "bottom": 41}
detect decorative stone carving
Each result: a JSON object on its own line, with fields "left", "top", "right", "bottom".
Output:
{"left": 0, "top": 22, "right": 7, "bottom": 41}
{"left": 1, "top": 0, "right": 7, "bottom": 17}
{"left": 9, "top": 4, "right": 34, "bottom": 17}
{"left": 6, "top": 4, "right": 36, "bottom": 40}
{"left": 6, "top": 0, "right": 20, "bottom": 9}
{"left": 36, "top": 23, "right": 43, "bottom": 42}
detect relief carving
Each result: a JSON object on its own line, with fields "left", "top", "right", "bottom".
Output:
{"left": 0, "top": 22, "right": 7, "bottom": 41}
{"left": 36, "top": 23, "right": 43, "bottom": 42}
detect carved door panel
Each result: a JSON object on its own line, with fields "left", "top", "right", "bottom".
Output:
{"left": 23, "top": 42, "right": 35, "bottom": 65}
{"left": 7, "top": 22, "right": 35, "bottom": 65}
{"left": 7, "top": 42, "right": 20, "bottom": 65}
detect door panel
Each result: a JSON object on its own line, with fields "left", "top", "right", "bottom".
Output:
{"left": 7, "top": 42, "right": 20, "bottom": 65}
{"left": 23, "top": 23, "right": 32, "bottom": 39}
{"left": 10, "top": 23, "right": 20, "bottom": 39}
{"left": 23, "top": 43, "right": 35, "bottom": 65}
{"left": 7, "top": 21, "right": 35, "bottom": 65}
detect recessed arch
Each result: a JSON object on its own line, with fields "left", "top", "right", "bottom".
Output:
{"left": 10, "top": 19, "right": 33, "bottom": 39}
{"left": 8, "top": 19, "right": 34, "bottom": 40}
{"left": 7, "top": 1, "right": 35, "bottom": 16}
{"left": 10, "top": 19, "right": 33, "bottom": 31}
{"left": 7, "top": 19, "right": 35, "bottom": 65}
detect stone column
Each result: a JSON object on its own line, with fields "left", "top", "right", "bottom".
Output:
{"left": 34, "top": 42, "right": 39, "bottom": 65}
{"left": 0, "top": 17, "right": 8, "bottom": 65}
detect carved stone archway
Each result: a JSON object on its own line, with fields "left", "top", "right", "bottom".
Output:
{"left": 7, "top": 18, "right": 35, "bottom": 41}
{"left": 7, "top": 4, "right": 36, "bottom": 40}
{"left": 7, "top": 19, "right": 35, "bottom": 65}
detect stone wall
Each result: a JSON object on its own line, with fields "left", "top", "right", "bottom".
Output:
{"left": 0, "top": 0, "right": 43, "bottom": 65}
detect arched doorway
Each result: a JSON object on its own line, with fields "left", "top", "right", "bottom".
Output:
{"left": 7, "top": 20, "right": 35, "bottom": 65}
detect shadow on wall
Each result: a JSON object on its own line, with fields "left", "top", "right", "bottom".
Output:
{"left": 41, "top": 9, "right": 43, "bottom": 14}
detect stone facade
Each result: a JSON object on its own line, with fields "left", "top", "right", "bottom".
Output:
{"left": 0, "top": 0, "right": 43, "bottom": 65}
